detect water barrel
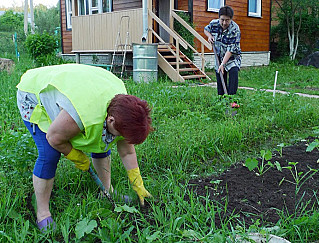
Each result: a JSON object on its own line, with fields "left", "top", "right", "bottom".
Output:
{"left": 133, "top": 43, "right": 158, "bottom": 83}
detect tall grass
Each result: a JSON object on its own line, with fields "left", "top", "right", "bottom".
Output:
{"left": 1, "top": 54, "right": 319, "bottom": 241}
{"left": 238, "top": 61, "right": 319, "bottom": 95}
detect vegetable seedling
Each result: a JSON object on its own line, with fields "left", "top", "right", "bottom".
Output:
{"left": 245, "top": 150, "right": 281, "bottom": 176}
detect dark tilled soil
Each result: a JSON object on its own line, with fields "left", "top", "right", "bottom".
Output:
{"left": 188, "top": 137, "right": 319, "bottom": 227}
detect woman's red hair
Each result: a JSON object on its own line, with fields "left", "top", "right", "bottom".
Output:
{"left": 107, "top": 94, "right": 153, "bottom": 144}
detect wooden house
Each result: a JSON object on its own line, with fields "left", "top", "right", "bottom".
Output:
{"left": 59, "top": 0, "right": 271, "bottom": 82}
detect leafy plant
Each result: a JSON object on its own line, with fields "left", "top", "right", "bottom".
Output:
{"left": 25, "top": 32, "right": 58, "bottom": 60}
{"left": 276, "top": 143, "right": 285, "bottom": 157}
{"left": 245, "top": 150, "right": 281, "bottom": 176}
{"left": 173, "top": 11, "right": 194, "bottom": 60}
{"left": 306, "top": 139, "right": 319, "bottom": 152}
{"left": 282, "top": 162, "right": 318, "bottom": 194}
{"left": 0, "top": 10, "right": 24, "bottom": 32}
{"left": 75, "top": 218, "right": 97, "bottom": 239}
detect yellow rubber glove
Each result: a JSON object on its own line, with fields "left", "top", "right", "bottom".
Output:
{"left": 127, "top": 167, "right": 152, "bottom": 206}
{"left": 65, "top": 148, "right": 90, "bottom": 171}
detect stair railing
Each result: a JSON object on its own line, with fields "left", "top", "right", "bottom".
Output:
{"left": 148, "top": 10, "right": 186, "bottom": 78}
{"left": 148, "top": 26, "right": 183, "bottom": 63}
{"left": 171, "top": 10, "right": 212, "bottom": 72}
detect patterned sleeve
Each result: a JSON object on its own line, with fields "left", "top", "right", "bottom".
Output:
{"left": 226, "top": 24, "right": 241, "bottom": 55}
{"left": 204, "top": 19, "right": 219, "bottom": 34}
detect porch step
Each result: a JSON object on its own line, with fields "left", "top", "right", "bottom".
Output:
{"left": 182, "top": 74, "right": 207, "bottom": 80}
{"left": 158, "top": 47, "right": 176, "bottom": 52}
{"left": 169, "top": 61, "right": 192, "bottom": 65}
{"left": 158, "top": 44, "right": 210, "bottom": 82}
{"left": 179, "top": 68, "right": 199, "bottom": 72}
{"left": 163, "top": 55, "right": 186, "bottom": 59}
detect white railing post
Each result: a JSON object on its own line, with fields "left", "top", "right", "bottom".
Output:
{"left": 176, "top": 38, "right": 180, "bottom": 79}
{"left": 201, "top": 43, "right": 205, "bottom": 72}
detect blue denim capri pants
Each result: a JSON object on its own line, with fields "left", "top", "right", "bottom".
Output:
{"left": 24, "top": 121, "right": 111, "bottom": 179}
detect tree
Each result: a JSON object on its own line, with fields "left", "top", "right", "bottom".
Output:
{"left": 273, "top": 0, "right": 319, "bottom": 60}
{"left": 0, "top": 10, "right": 24, "bottom": 31}
{"left": 34, "top": 4, "right": 60, "bottom": 35}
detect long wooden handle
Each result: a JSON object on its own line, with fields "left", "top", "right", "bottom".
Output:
{"left": 88, "top": 166, "right": 116, "bottom": 207}
{"left": 212, "top": 44, "right": 228, "bottom": 95}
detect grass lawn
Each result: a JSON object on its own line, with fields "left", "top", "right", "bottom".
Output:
{"left": 238, "top": 62, "right": 319, "bottom": 95}
{"left": 0, "top": 52, "right": 319, "bottom": 242}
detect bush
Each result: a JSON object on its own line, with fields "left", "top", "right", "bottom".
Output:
{"left": 34, "top": 5, "right": 60, "bottom": 35}
{"left": 0, "top": 10, "right": 24, "bottom": 32}
{"left": 25, "top": 32, "right": 58, "bottom": 60}
{"left": 271, "top": 6, "right": 319, "bottom": 60}
{"left": 173, "top": 11, "right": 194, "bottom": 60}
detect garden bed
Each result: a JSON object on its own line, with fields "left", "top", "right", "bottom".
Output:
{"left": 188, "top": 137, "right": 319, "bottom": 227}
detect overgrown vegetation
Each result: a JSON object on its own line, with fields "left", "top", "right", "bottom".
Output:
{"left": 1, "top": 4, "right": 319, "bottom": 242}
{"left": 173, "top": 11, "right": 194, "bottom": 60}
{"left": 25, "top": 32, "right": 59, "bottom": 64}
{"left": 0, "top": 4, "right": 61, "bottom": 65}
{"left": 1, "top": 50, "right": 319, "bottom": 241}
{"left": 271, "top": 0, "right": 319, "bottom": 60}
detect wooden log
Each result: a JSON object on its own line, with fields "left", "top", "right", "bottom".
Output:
{"left": 0, "top": 58, "right": 15, "bottom": 73}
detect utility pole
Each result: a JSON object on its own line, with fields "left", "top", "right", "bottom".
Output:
{"left": 23, "top": 0, "right": 35, "bottom": 35}
{"left": 30, "top": 0, "right": 34, "bottom": 34}
{"left": 24, "top": 0, "right": 28, "bottom": 35}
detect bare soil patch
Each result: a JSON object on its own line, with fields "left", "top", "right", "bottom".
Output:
{"left": 188, "top": 137, "right": 319, "bottom": 227}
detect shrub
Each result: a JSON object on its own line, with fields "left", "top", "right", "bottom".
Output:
{"left": 0, "top": 10, "right": 24, "bottom": 32}
{"left": 25, "top": 32, "right": 58, "bottom": 60}
{"left": 173, "top": 11, "right": 194, "bottom": 60}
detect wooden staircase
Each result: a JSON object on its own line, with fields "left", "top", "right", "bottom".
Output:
{"left": 157, "top": 44, "right": 211, "bottom": 82}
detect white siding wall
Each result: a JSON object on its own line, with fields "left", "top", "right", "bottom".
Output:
{"left": 194, "top": 51, "right": 271, "bottom": 69}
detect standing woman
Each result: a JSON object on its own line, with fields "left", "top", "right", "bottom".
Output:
{"left": 16, "top": 64, "right": 153, "bottom": 232}
{"left": 204, "top": 6, "right": 241, "bottom": 106}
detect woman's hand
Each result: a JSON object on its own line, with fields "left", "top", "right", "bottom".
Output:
{"left": 117, "top": 140, "right": 152, "bottom": 206}
{"left": 127, "top": 167, "right": 152, "bottom": 206}
{"left": 208, "top": 35, "right": 215, "bottom": 44}
{"left": 218, "top": 63, "right": 225, "bottom": 74}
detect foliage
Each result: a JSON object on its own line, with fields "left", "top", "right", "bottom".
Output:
{"left": 245, "top": 150, "right": 281, "bottom": 176}
{"left": 1, "top": 56, "right": 319, "bottom": 241}
{"left": 0, "top": 10, "right": 24, "bottom": 32}
{"left": 282, "top": 162, "right": 318, "bottom": 195}
{"left": 173, "top": 11, "right": 194, "bottom": 60}
{"left": 75, "top": 218, "right": 97, "bottom": 239}
{"left": 271, "top": 0, "right": 319, "bottom": 60}
{"left": 238, "top": 61, "right": 319, "bottom": 95}
{"left": 34, "top": 5, "right": 60, "bottom": 35}
{"left": 306, "top": 139, "right": 319, "bottom": 152}
{"left": 25, "top": 32, "right": 58, "bottom": 60}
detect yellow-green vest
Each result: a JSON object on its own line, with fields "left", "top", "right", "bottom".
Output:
{"left": 17, "top": 64, "right": 127, "bottom": 153}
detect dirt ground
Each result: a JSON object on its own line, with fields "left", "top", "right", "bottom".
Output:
{"left": 188, "top": 137, "right": 319, "bottom": 227}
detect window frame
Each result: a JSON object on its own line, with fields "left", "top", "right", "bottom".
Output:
{"left": 207, "top": 0, "right": 225, "bottom": 13}
{"left": 78, "top": 0, "right": 88, "bottom": 16}
{"left": 248, "top": 0, "right": 262, "bottom": 18}
{"left": 66, "top": 0, "right": 113, "bottom": 28}
{"left": 66, "top": 0, "right": 72, "bottom": 29}
{"left": 77, "top": 0, "right": 112, "bottom": 16}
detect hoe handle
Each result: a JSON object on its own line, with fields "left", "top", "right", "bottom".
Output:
{"left": 212, "top": 44, "right": 228, "bottom": 95}
{"left": 88, "top": 166, "right": 116, "bottom": 207}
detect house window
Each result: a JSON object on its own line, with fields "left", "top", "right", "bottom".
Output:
{"left": 66, "top": 0, "right": 72, "bottom": 29}
{"left": 90, "top": 0, "right": 99, "bottom": 14}
{"left": 248, "top": 0, "right": 261, "bottom": 17}
{"left": 78, "top": 0, "right": 111, "bottom": 15}
{"left": 78, "top": 0, "right": 89, "bottom": 15}
{"left": 207, "top": 0, "right": 225, "bottom": 12}
{"left": 102, "top": 0, "right": 112, "bottom": 12}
